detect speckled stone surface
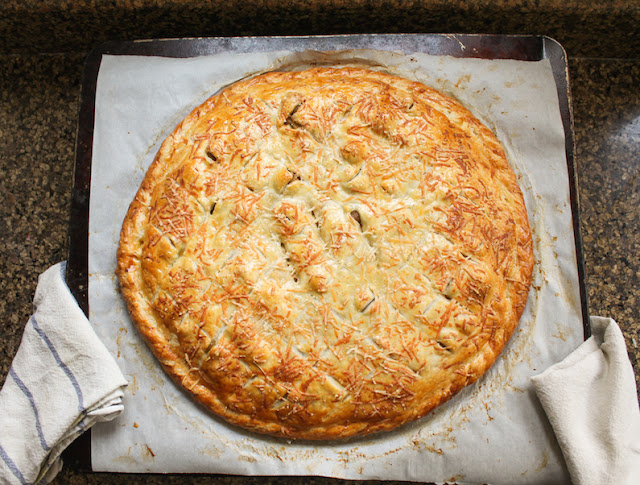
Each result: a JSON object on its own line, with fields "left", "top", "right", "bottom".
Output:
{"left": 1, "top": 0, "right": 640, "bottom": 58}
{"left": 1, "top": 47, "right": 639, "bottom": 485}
{"left": 571, "top": 58, "right": 640, "bottom": 390}
{"left": 0, "top": 53, "right": 81, "bottom": 383}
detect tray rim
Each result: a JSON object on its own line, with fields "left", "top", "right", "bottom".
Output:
{"left": 64, "top": 32, "right": 590, "bottom": 472}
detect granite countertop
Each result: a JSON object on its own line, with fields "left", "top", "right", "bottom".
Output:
{"left": 1, "top": 0, "right": 640, "bottom": 58}
{"left": 1, "top": 2, "right": 639, "bottom": 484}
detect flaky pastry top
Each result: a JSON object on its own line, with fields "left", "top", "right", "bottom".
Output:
{"left": 117, "top": 67, "right": 534, "bottom": 440}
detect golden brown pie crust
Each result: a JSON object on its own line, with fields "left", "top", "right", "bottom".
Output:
{"left": 117, "top": 67, "right": 534, "bottom": 440}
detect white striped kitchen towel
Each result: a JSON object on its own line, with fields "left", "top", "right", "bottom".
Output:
{"left": 0, "top": 262, "right": 127, "bottom": 484}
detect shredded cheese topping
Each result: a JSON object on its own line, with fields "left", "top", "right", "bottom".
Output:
{"left": 117, "top": 67, "right": 534, "bottom": 440}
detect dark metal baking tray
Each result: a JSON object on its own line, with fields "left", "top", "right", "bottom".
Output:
{"left": 64, "top": 33, "right": 590, "bottom": 471}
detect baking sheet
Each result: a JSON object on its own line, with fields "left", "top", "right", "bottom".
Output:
{"left": 86, "top": 41, "right": 584, "bottom": 484}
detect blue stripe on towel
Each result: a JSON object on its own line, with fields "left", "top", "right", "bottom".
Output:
{"left": 30, "top": 315, "right": 85, "bottom": 412}
{"left": 0, "top": 444, "right": 31, "bottom": 485}
{"left": 9, "top": 368, "right": 50, "bottom": 451}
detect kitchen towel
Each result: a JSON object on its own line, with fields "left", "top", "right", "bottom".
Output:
{"left": 0, "top": 262, "right": 127, "bottom": 484}
{"left": 532, "top": 316, "right": 640, "bottom": 485}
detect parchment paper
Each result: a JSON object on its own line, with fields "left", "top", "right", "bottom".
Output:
{"left": 88, "top": 46, "right": 584, "bottom": 484}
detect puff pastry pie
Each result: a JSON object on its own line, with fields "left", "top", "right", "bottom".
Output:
{"left": 117, "top": 67, "right": 534, "bottom": 440}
